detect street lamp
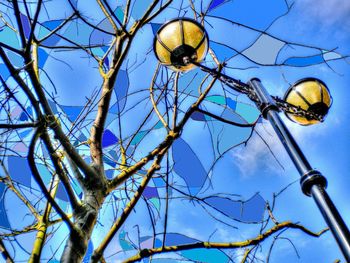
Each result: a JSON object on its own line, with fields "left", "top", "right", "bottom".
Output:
{"left": 153, "top": 18, "right": 350, "bottom": 260}
{"left": 154, "top": 18, "right": 209, "bottom": 71}
{"left": 283, "top": 78, "right": 332, "bottom": 125}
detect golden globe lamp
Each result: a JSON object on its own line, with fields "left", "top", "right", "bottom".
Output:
{"left": 284, "top": 78, "right": 332, "bottom": 125}
{"left": 153, "top": 18, "right": 209, "bottom": 72}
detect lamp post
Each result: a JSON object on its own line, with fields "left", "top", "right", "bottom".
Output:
{"left": 153, "top": 18, "right": 350, "bottom": 260}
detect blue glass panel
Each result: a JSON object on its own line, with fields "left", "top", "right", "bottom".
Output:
{"left": 64, "top": 21, "right": 93, "bottom": 45}
{"left": 102, "top": 129, "right": 118, "bottom": 148}
{"left": 109, "top": 103, "right": 119, "bottom": 114}
{"left": 208, "top": 0, "right": 227, "bottom": 11}
{"left": 205, "top": 194, "right": 265, "bottom": 222}
{"left": 18, "top": 129, "right": 32, "bottom": 140}
{"left": 56, "top": 183, "right": 69, "bottom": 202}
{"left": 105, "top": 170, "right": 114, "bottom": 179}
{"left": 182, "top": 248, "right": 229, "bottom": 263}
{"left": 103, "top": 156, "right": 117, "bottom": 168}
{"left": 19, "top": 111, "right": 29, "bottom": 121}
{"left": 89, "top": 18, "right": 114, "bottom": 46}
{"left": 130, "top": 130, "right": 147, "bottom": 145}
{"left": 0, "top": 27, "right": 20, "bottom": 50}
{"left": 61, "top": 106, "right": 84, "bottom": 122}
{"left": 105, "top": 113, "right": 118, "bottom": 128}
{"left": 210, "top": 40, "right": 237, "bottom": 62}
{"left": 152, "top": 177, "right": 166, "bottom": 187}
{"left": 205, "top": 196, "right": 240, "bottom": 218}
{"left": 71, "top": 179, "right": 83, "bottom": 198}
{"left": 8, "top": 157, "right": 31, "bottom": 187}
{"left": 149, "top": 197, "right": 160, "bottom": 211}
{"left": 12, "top": 142, "right": 28, "bottom": 154}
{"left": 108, "top": 149, "right": 119, "bottom": 160}
{"left": 7, "top": 51, "right": 23, "bottom": 68}
{"left": 103, "top": 56, "right": 109, "bottom": 68}
{"left": 243, "top": 34, "right": 285, "bottom": 65}
{"left": 36, "top": 164, "right": 53, "bottom": 186}
{"left": 0, "top": 183, "right": 11, "bottom": 228}
{"left": 210, "top": 121, "right": 251, "bottom": 156}
{"left": 226, "top": 97, "right": 237, "bottom": 110}
{"left": 235, "top": 102, "right": 260, "bottom": 123}
{"left": 131, "top": 0, "right": 153, "bottom": 20}
{"left": 20, "top": 13, "right": 31, "bottom": 38}
{"left": 119, "top": 230, "right": 134, "bottom": 251}
{"left": 208, "top": 0, "right": 288, "bottom": 30}
{"left": 150, "top": 23, "right": 162, "bottom": 35}
{"left": 240, "top": 193, "right": 266, "bottom": 222}
{"left": 164, "top": 233, "right": 197, "bottom": 246}
{"left": 43, "top": 20, "right": 64, "bottom": 31}
{"left": 38, "top": 48, "right": 49, "bottom": 68}
{"left": 172, "top": 138, "right": 207, "bottom": 195}
{"left": 113, "top": 70, "right": 129, "bottom": 113}
{"left": 0, "top": 64, "right": 11, "bottom": 80}
{"left": 284, "top": 54, "right": 324, "bottom": 67}
{"left": 190, "top": 111, "right": 206, "bottom": 121}
{"left": 39, "top": 23, "right": 61, "bottom": 46}
{"left": 48, "top": 100, "right": 58, "bottom": 114}
{"left": 143, "top": 186, "right": 158, "bottom": 199}
{"left": 73, "top": 133, "right": 87, "bottom": 147}
{"left": 82, "top": 240, "right": 94, "bottom": 263}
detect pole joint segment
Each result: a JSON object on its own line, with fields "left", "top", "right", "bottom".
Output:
{"left": 248, "top": 78, "right": 279, "bottom": 118}
{"left": 300, "top": 170, "right": 327, "bottom": 196}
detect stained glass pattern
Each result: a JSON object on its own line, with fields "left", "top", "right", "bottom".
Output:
{"left": 0, "top": 0, "right": 347, "bottom": 262}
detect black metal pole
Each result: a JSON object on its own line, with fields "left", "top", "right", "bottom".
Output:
{"left": 248, "top": 78, "right": 350, "bottom": 261}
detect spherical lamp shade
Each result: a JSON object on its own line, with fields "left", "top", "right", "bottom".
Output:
{"left": 154, "top": 18, "right": 209, "bottom": 72}
{"left": 284, "top": 78, "right": 332, "bottom": 125}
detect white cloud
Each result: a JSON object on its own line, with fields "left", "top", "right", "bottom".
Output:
{"left": 230, "top": 109, "right": 341, "bottom": 179}
{"left": 295, "top": 0, "right": 350, "bottom": 29}
{"left": 230, "top": 121, "right": 290, "bottom": 178}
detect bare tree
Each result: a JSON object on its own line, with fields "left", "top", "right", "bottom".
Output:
{"left": 0, "top": 0, "right": 346, "bottom": 262}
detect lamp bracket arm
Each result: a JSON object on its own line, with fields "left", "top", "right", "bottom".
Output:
{"left": 190, "top": 61, "right": 251, "bottom": 94}
{"left": 272, "top": 96, "right": 324, "bottom": 122}
{"left": 191, "top": 62, "right": 323, "bottom": 122}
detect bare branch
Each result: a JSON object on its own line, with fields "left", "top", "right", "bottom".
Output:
{"left": 28, "top": 127, "right": 80, "bottom": 235}
{"left": 124, "top": 221, "right": 328, "bottom": 263}
{"left": 29, "top": 174, "right": 60, "bottom": 263}
{"left": 149, "top": 64, "right": 169, "bottom": 129}
{"left": 11, "top": 0, "right": 27, "bottom": 48}
{"left": 96, "top": 0, "right": 118, "bottom": 33}
{"left": 24, "top": 0, "right": 43, "bottom": 56}
{"left": 0, "top": 161, "right": 40, "bottom": 220}
{"left": 143, "top": 0, "right": 174, "bottom": 25}
{"left": 172, "top": 72, "right": 179, "bottom": 128}
{"left": 0, "top": 238, "right": 14, "bottom": 263}
{"left": 0, "top": 122, "right": 39, "bottom": 129}
{"left": 195, "top": 108, "right": 257, "bottom": 127}
{"left": 92, "top": 145, "right": 170, "bottom": 262}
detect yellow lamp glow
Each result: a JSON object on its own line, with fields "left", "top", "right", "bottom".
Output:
{"left": 284, "top": 78, "right": 332, "bottom": 125}
{"left": 154, "top": 18, "right": 209, "bottom": 72}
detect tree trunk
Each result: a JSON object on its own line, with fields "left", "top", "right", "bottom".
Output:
{"left": 60, "top": 190, "right": 105, "bottom": 262}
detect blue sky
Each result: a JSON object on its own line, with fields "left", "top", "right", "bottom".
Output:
{"left": 1, "top": 0, "right": 350, "bottom": 262}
